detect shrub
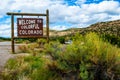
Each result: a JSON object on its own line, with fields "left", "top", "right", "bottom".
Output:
{"left": 101, "top": 33, "right": 120, "bottom": 47}
{"left": 37, "top": 38, "right": 47, "bottom": 48}
{"left": 18, "top": 45, "right": 29, "bottom": 53}
{"left": 45, "top": 32, "right": 120, "bottom": 80}
{"left": 2, "top": 55, "right": 61, "bottom": 80}
{"left": 2, "top": 32, "right": 120, "bottom": 80}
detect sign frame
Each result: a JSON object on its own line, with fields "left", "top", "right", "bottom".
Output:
{"left": 7, "top": 10, "right": 49, "bottom": 53}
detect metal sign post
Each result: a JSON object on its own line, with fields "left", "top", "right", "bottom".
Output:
{"left": 7, "top": 10, "right": 49, "bottom": 53}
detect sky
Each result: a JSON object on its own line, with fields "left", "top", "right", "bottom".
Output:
{"left": 0, "top": 0, "right": 120, "bottom": 37}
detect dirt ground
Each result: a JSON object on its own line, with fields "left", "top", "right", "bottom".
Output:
{"left": 0, "top": 41, "right": 29, "bottom": 80}
{"left": 0, "top": 42, "right": 15, "bottom": 72}
{"left": 0, "top": 41, "right": 27, "bottom": 71}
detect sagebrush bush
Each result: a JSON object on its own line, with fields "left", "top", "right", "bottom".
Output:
{"left": 45, "top": 32, "right": 120, "bottom": 80}
{"left": 18, "top": 45, "right": 29, "bottom": 53}
{"left": 2, "top": 55, "right": 61, "bottom": 80}
{"left": 2, "top": 32, "right": 120, "bottom": 80}
{"left": 37, "top": 39, "right": 47, "bottom": 48}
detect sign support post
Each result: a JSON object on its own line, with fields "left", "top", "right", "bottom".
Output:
{"left": 7, "top": 10, "right": 49, "bottom": 54}
{"left": 11, "top": 14, "right": 15, "bottom": 53}
{"left": 46, "top": 10, "right": 49, "bottom": 43}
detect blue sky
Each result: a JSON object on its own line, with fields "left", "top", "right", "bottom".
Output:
{"left": 0, "top": 0, "right": 120, "bottom": 37}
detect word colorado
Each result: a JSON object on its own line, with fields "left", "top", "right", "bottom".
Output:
{"left": 19, "top": 30, "right": 42, "bottom": 35}
{"left": 17, "top": 18, "right": 43, "bottom": 37}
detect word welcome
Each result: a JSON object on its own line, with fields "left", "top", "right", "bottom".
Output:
{"left": 18, "top": 19, "right": 42, "bottom": 25}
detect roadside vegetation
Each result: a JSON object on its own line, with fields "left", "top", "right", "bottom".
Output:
{"left": 0, "top": 37, "right": 10, "bottom": 42}
{"left": 1, "top": 32, "right": 120, "bottom": 80}
{"left": 101, "top": 33, "right": 120, "bottom": 47}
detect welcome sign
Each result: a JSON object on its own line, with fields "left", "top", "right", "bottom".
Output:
{"left": 17, "top": 18, "right": 43, "bottom": 37}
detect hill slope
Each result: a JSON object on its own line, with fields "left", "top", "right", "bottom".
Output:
{"left": 47, "top": 19, "right": 120, "bottom": 37}
{"left": 80, "top": 20, "right": 120, "bottom": 36}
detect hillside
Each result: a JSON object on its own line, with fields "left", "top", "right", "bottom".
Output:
{"left": 49, "top": 20, "right": 120, "bottom": 37}
{"left": 49, "top": 28, "right": 81, "bottom": 37}
{"left": 80, "top": 20, "right": 120, "bottom": 36}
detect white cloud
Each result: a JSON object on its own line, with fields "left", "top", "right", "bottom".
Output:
{"left": 0, "top": 0, "right": 120, "bottom": 37}
{"left": 51, "top": 25, "right": 68, "bottom": 31}
{"left": 0, "top": 29, "right": 11, "bottom": 37}
{"left": 81, "top": 1, "right": 120, "bottom": 14}
{"left": 0, "top": 24, "right": 10, "bottom": 30}
{"left": 10, "top": 0, "right": 51, "bottom": 12}
{"left": 109, "top": 15, "right": 120, "bottom": 20}
{"left": 0, "top": 24, "right": 11, "bottom": 37}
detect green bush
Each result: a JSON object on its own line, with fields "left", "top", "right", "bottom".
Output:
{"left": 45, "top": 32, "right": 120, "bottom": 80}
{"left": 50, "top": 36, "right": 65, "bottom": 44}
{"left": 2, "top": 32, "right": 120, "bottom": 80}
{"left": 101, "top": 33, "right": 120, "bottom": 47}
{"left": 37, "top": 38, "right": 47, "bottom": 48}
